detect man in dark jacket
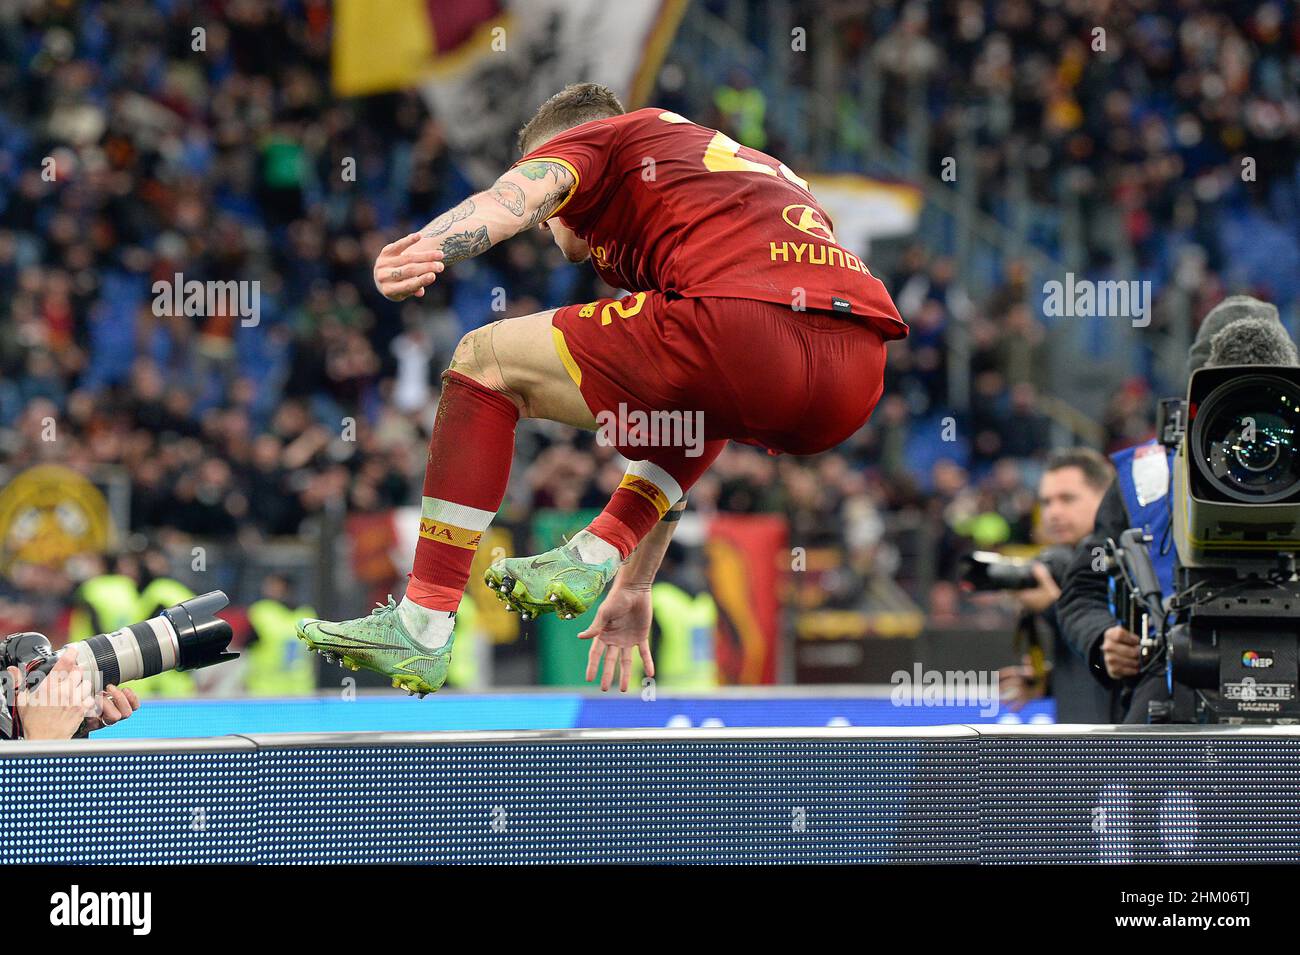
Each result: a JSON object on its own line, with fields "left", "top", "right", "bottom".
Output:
{"left": 1000, "top": 448, "right": 1118, "bottom": 721}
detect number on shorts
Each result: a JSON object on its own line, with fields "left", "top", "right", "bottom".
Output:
{"left": 600, "top": 292, "right": 647, "bottom": 326}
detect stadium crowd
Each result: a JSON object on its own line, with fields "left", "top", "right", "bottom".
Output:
{"left": 783, "top": 0, "right": 1297, "bottom": 374}
{"left": 0, "top": 0, "right": 1297, "bottom": 658}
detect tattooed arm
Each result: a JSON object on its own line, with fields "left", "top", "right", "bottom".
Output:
{"left": 373, "top": 160, "right": 576, "bottom": 302}
{"left": 425, "top": 160, "right": 577, "bottom": 261}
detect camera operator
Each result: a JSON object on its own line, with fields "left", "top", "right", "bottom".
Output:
{"left": 4, "top": 653, "right": 140, "bottom": 741}
{"left": 999, "top": 448, "right": 1118, "bottom": 721}
{"left": 1056, "top": 296, "right": 1299, "bottom": 722}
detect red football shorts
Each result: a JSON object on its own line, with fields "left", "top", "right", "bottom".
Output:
{"left": 550, "top": 292, "right": 888, "bottom": 455}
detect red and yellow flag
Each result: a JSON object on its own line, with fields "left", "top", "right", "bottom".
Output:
{"left": 332, "top": 0, "right": 506, "bottom": 97}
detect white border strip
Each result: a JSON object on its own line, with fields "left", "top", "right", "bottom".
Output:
{"left": 420, "top": 497, "right": 496, "bottom": 530}
{"left": 624, "top": 459, "right": 683, "bottom": 505}
{"left": 6, "top": 722, "right": 1300, "bottom": 758}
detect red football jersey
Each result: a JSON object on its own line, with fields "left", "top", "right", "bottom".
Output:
{"left": 515, "top": 108, "right": 908, "bottom": 340}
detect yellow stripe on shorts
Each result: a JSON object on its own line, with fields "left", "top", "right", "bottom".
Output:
{"left": 551, "top": 326, "right": 583, "bottom": 387}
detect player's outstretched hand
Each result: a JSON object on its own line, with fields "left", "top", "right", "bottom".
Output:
{"left": 579, "top": 586, "right": 655, "bottom": 693}
{"left": 374, "top": 233, "right": 445, "bottom": 301}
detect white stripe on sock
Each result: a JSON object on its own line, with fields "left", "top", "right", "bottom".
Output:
{"left": 421, "top": 497, "right": 497, "bottom": 530}
{"left": 624, "top": 460, "right": 683, "bottom": 506}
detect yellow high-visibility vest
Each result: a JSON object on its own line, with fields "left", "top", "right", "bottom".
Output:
{"left": 246, "top": 598, "right": 318, "bottom": 696}
{"left": 651, "top": 583, "right": 718, "bottom": 689}
{"left": 68, "top": 575, "right": 140, "bottom": 642}
{"left": 447, "top": 592, "right": 482, "bottom": 688}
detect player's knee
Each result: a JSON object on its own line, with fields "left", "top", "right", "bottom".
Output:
{"left": 448, "top": 327, "right": 489, "bottom": 383}
{"left": 447, "top": 324, "right": 512, "bottom": 396}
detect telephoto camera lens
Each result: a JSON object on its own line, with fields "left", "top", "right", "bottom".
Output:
{"left": 0, "top": 592, "right": 236, "bottom": 693}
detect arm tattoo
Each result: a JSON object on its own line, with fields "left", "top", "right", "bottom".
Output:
{"left": 522, "top": 162, "right": 576, "bottom": 228}
{"left": 518, "top": 160, "right": 567, "bottom": 182}
{"left": 417, "top": 162, "right": 572, "bottom": 267}
{"left": 524, "top": 183, "right": 573, "bottom": 228}
{"left": 423, "top": 198, "right": 475, "bottom": 238}
{"left": 440, "top": 226, "right": 491, "bottom": 265}
{"left": 490, "top": 180, "right": 525, "bottom": 216}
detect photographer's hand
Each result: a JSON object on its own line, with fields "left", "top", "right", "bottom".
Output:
{"left": 1014, "top": 563, "right": 1061, "bottom": 614}
{"left": 9, "top": 654, "right": 95, "bottom": 741}
{"left": 1101, "top": 624, "right": 1141, "bottom": 679}
{"left": 83, "top": 684, "right": 141, "bottom": 732}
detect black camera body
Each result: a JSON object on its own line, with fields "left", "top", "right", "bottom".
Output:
{"left": 1149, "top": 364, "right": 1300, "bottom": 723}
{"left": 960, "top": 546, "right": 1073, "bottom": 592}
{"left": 1163, "top": 571, "right": 1300, "bottom": 722}
{"left": 0, "top": 591, "right": 236, "bottom": 740}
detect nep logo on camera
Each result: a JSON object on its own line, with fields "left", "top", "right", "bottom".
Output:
{"left": 1242, "top": 650, "right": 1274, "bottom": 669}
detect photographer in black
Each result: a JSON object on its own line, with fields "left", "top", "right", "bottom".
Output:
{"left": 997, "top": 448, "right": 1119, "bottom": 721}
{"left": 1056, "top": 296, "right": 1299, "bottom": 722}
{"left": 0, "top": 590, "right": 235, "bottom": 740}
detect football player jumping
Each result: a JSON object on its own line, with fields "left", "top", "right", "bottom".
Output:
{"left": 297, "top": 83, "right": 907, "bottom": 694}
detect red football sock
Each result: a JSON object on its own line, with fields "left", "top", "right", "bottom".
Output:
{"left": 587, "top": 440, "right": 725, "bottom": 558}
{"left": 408, "top": 370, "right": 519, "bottom": 611}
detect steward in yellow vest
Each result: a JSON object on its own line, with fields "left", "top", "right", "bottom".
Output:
{"left": 447, "top": 592, "right": 484, "bottom": 688}
{"left": 246, "top": 595, "right": 318, "bottom": 696}
{"left": 651, "top": 582, "right": 718, "bottom": 689}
